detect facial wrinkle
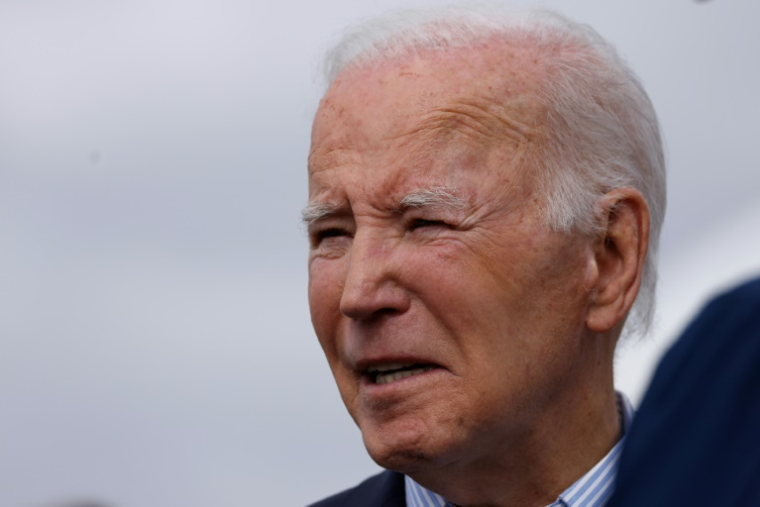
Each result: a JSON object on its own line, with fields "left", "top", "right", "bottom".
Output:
{"left": 419, "top": 96, "right": 536, "bottom": 148}
{"left": 308, "top": 144, "right": 356, "bottom": 178}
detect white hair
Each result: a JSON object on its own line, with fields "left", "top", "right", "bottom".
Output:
{"left": 319, "top": 4, "right": 666, "bottom": 338}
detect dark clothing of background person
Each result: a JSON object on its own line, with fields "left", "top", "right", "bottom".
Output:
{"left": 608, "top": 277, "right": 760, "bottom": 506}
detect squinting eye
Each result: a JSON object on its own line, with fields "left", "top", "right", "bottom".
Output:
{"left": 312, "top": 228, "right": 350, "bottom": 246}
{"left": 319, "top": 228, "right": 346, "bottom": 238}
{"left": 409, "top": 219, "right": 448, "bottom": 230}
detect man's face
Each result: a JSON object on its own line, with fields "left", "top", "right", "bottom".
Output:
{"left": 307, "top": 46, "right": 598, "bottom": 473}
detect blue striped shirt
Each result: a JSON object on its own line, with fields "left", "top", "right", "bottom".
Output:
{"left": 405, "top": 393, "right": 635, "bottom": 507}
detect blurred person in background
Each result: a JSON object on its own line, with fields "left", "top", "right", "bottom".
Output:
{"left": 608, "top": 276, "right": 760, "bottom": 507}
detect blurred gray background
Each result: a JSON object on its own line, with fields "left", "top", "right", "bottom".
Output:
{"left": 1, "top": 0, "right": 758, "bottom": 505}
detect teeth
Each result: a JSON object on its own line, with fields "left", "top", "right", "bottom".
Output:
{"left": 367, "top": 362, "right": 414, "bottom": 373}
{"left": 375, "top": 366, "right": 434, "bottom": 385}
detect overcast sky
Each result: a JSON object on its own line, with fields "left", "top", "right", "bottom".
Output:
{"left": 1, "top": 0, "right": 759, "bottom": 505}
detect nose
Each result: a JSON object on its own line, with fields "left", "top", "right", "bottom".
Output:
{"left": 339, "top": 231, "right": 410, "bottom": 320}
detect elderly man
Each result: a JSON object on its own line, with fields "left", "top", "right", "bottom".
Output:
{"left": 304, "top": 6, "right": 665, "bottom": 507}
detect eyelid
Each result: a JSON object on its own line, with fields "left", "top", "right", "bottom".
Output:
{"left": 409, "top": 218, "right": 449, "bottom": 228}
{"left": 315, "top": 227, "right": 351, "bottom": 238}
{"left": 404, "top": 206, "right": 459, "bottom": 223}
{"left": 308, "top": 219, "right": 355, "bottom": 248}
{"left": 307, "top": 213, "right": 353, "bottom": 232}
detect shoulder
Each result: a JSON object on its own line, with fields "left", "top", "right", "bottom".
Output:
{"left": 661, "top": 276, "right": 760, "bottom": 374}
{"left": 697, "top": 276, "right": 760, "bottom": 326}
{"left": 609, "top": 276, "right": 760, "bottom": 506}
{"left": 307, "top": 470, "right": 406, "bottom": 507}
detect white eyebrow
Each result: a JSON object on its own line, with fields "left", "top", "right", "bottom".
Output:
{"left": 301, "top": 202, "right": 341, "bottom": 225}
{"left": 301, "top": 187, "right": 469, "bottom": 226}
{"left": 399, "top": 186, "right": 470, "bottom": 210}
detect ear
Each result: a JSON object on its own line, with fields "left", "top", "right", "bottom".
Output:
{"left": 586, "top": 188, "right": 650, "bottom": 334}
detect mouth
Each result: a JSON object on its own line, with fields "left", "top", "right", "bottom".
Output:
{"left": 366, "top": 362, "right": 439, "bottom": 385}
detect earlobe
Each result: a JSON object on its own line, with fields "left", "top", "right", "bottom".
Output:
{"left": 586, "top": 189, "right": 650, "bottom": 334}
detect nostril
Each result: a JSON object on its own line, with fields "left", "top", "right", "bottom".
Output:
{"left": 347, "top": 307, "right": 401, "bottom": 322}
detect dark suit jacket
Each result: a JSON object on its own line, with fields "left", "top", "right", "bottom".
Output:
{"left": 608, "top": 277, "right": 760, "bottom": 506}
{"left": 308, "top": 470, "right": 406, "bottom": 507}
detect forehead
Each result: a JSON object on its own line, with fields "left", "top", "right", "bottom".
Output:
{"left": 308, "top": 40, "right": 545, "bottom": 203}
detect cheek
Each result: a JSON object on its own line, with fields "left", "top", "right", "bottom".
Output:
{"left": 308, "top": 259, "right": 346, "bottom": 358}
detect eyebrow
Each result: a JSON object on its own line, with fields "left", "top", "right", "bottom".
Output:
{"left": 300, "top": 186, "right": 470, "bottom": 226}
{"left": 301, "top": 202, "right": 341, "bottom": 226}
{"left": 399, "top": 186, "right": 470, "bottom": 211}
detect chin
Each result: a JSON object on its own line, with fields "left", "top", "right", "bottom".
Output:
{"left": 360, "top": 419, "right": 450, "bottom": 474}
{"left": 370, "top": 446, "right": 431, "bottom": 473}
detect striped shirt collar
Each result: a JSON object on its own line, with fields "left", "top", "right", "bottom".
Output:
{"left": 405, "top": 393, "right": 635, "bottom": 507}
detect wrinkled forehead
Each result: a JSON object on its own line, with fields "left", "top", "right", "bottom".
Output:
{"left": 309, "top": 40, "right": 546, "bottom": 165}
{"left": 306, "top": 41, "right": 551, "bottom": 217}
